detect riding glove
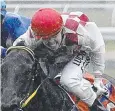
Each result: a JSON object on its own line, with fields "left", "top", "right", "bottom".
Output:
{"left": 93, "top": 77, "right": 107, "bottom": 96}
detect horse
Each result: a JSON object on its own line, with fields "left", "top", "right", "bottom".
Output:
{"left": 1, "top": 46, "right": 78, "bottom": 111}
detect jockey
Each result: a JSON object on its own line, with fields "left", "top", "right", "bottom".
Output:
{"left": 1, "top": 0, "right": 31, "bottom": 58}
{"left": 13, "top": 8, "right": 106, "bottom": 107}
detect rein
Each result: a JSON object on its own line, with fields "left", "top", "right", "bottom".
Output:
{"left": 7, "top": 46, "right": 35, "bottom": 61}
{"left": 19, "top": 56, "right": 48, "bottom": 110}
{"left": 20, "top": 77, "right": 49, "bottom": 109}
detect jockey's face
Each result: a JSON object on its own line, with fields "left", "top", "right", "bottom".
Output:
{"left": 31, "top": 28, "right": 62, "bottom": 50}
{"left": 43, "top": 31, "right": 62, "bottom": 50}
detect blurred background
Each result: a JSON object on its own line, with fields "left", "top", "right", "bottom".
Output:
{"left": 5, "top": 0, "right": 115, "bottom": 78}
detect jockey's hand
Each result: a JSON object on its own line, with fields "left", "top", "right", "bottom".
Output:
{"left": 93, "top": 77, "right": 107, "bottom": 97}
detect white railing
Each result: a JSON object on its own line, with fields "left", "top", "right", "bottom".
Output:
{"left": 6, "top": 0, "right": 115, "bottom": 9}
{"left": 6, "top": 4, "right": 115, "bottom": 9}
{"left": 100, "top": 27, "right": 115, "bottom": 40}
{"left": 5, "top": 0, "right": 115, "bottom": 1}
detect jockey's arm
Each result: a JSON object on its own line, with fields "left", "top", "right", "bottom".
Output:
{"left": 86, "top": 22, "right": 105, "bottom": 76}
{"left": 78, "top": 22, "right": 106, "bottom": 96}
{"left": 90, "top": 46, "right": 105, "bottom": 76}
{"left": 77, "top": 22, "right": 105, "bottom": 76}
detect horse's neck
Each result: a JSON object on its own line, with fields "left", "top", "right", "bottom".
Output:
{"left": 34, "top": 43, "right": 80, "bottom": 78}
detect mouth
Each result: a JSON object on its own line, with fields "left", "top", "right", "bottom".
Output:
{"left": 43, "top": 39, "right": 60, "bottom": 50}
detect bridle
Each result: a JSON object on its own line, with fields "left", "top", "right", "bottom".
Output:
{"left": 19, "top": 57, "right": 50, "bottom": 110}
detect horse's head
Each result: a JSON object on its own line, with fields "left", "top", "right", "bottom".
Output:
{"left": 1, "top": 46, "right": 35, "bottom": 111}
{"left": 1, "top": 46, "right": 78, "bottom": 111}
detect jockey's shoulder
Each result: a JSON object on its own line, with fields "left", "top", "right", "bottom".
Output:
{"left": 61, "top": 11, "right": 89, "bottom": 22}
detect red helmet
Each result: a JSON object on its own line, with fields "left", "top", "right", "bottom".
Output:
{"left": 31, "top": 8, "right": 63, "bottom": 39}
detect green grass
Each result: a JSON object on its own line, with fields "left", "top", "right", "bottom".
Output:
{"left": 105, "top": 40, "right": 115, "bottom": 52}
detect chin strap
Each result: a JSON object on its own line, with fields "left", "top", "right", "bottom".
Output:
{"left": 6, "top": 46, "right": 35, "bottom": 61}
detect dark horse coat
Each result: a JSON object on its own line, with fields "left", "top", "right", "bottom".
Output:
{"left": 1, "top": 46, "right": 78, "bottom": 111}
